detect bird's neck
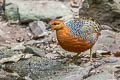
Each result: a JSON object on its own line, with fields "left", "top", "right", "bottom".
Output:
{"left": 56, "top": 26, "right": 70, "bottom": 35}
{"left": 56, "top": 26, "right": 70, "bottom": 45}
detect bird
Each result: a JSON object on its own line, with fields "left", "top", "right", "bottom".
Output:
{"left": 46, "top": 17, "right": 101, "bottom": 63}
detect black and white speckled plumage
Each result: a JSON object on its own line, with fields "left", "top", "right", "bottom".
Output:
{"left": 65, "top": 18, "right": 101, "bottom": 43}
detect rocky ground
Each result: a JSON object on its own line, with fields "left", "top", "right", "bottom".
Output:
{"left": 0, "top": 0, "right": 120, "bottom": 80}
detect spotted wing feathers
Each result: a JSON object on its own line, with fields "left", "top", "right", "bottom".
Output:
{"left": 65, "top": 17, "right": 101, "bottom": 43}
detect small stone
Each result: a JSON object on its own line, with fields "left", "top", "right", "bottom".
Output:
{"left": 46, "top": 47, "right": 50, "bottom": 51}
{"left": 24, "top": 46, "right": 46, "bottom": 57}
{"left": 95, "top": 50, "right": 110, "bottom": 54}
{"left": 29, "top": 21, "right": 48, "bottom": 38}
{"left": 70, "top": 0, "right": 81, "bottom": 8}
{"left": 36, "top": 44, "right": 40, "bottom": 47}
{"left": 52, "top": 38, "right": 57, "bottom": 42}
{"left": 57, "top": 51, "right": 63, "bottom": 54}
{"left": 94, "top": 50, "right": 111, "bottom": 58}
{"left": 22, "top": 54, "right": 33, "bottom": 59}
{"left": 16, "top": 37, "right": 24, "bottom": 42}
{"left": 0, "top": 54, "right": 24, "bottom": 63}
{"left": 114, "top": 70, "right": 120, "bottom": 79}
{"left": 54, "top": 48, "right": 61, "bottom": 51}
{"left": 39, "top": 45, "right": 44, "bottom": 49}
{"left": 53, "top": 51, "right": 57, "bottom": 54}
{"left": 103, "top": 57, "right": 118, "bottom": 63}
{"left": 45, "top": 53, "right": 59, "bottom": 59}
{"left": 11, "top": 43, "right": 25, "bottom": 51}
{"left": 84, "top": 71, "right": 116, "bottom": 80}
{"left": 50, "top": 44, "right": 57, "bottom": 48}
{"left": 27, "top": 33, "right": 33, "bottom": 38}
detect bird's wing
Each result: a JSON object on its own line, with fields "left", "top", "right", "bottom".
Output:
{"left": 87, "top": 32, "right": 98, "bottom": 44}
{"left": 65, "top": 17, "right": 101, "bottom": 43}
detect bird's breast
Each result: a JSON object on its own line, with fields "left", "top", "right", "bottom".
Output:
{"left": 56, "top": 28, "right": 97, "bottom": 53}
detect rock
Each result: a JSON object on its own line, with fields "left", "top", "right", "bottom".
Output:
{"left": 80, "top": 0, "right": 120, "bottom": 31}
{"left": 103, "top": 57, "right": 118, "bottom": 63}
{"left": 24, "top": 46, "right": 46, "bottom": 57}
{"left": 0, "top": 54, "right": 24, "bottom": 63}
{"left": 3, "top": 56, "right": 77, "bottom": 80}
{"left": 29, "top": 21, "right": 48, "bottom": 38}
{"left": 114, "top": 70, "right": 120, "bottom": 80}
{"left": 4, "top": 3, "right": 19, "bottom": 21}
{"left": 16, "top": 37, "right": 24, "bottom": 42}
{"left": 84, "top": 71, "right": 116, "bottom": 80}
{"left": 4, "top": 0, "right": 72, "bottom": 23}
{"left": 93, "top": 30, "right": 120, "bottom": 53}
{"left": 0, "top": 21, "right": 30, "bottom": 44}
{"left": 11, "top": 43, "right": 25, "bottom": 51}
{"left": 0, "top": 45, "right": 21, "bottom": 59}
{"left": 95, "top": 50, "right": 109, "bottom": 54}
{"left": 0, "top": 44, "right": 34, "bottom": 64}
{"left": 94, "top": 50, "right": 111, "bottom": 58}
{"left": 114, "top": 52, "right": 120, "bottom": 57}
{"left": 49, "top": 44, "right": 57, "bottom": 49}
{"left": 45, "top": 53, "right": 59, "bottom": 59}
{"left": 106, "top": 58, "right": 120, "bottom": 67}
{"left": 0, "top": 70, "right": 23, "bottom": 80}
{"left": 0, "top": 0, "right": 3, "bottom": 8}
{"left": 56, "top": 66, "right": 93, "bottom": 80}
{"left": 0, "top": 63, "right": 1, "bottom": 69}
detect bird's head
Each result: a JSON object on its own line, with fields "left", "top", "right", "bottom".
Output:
{"left": 46, "top": 19, "right": 64, "bottom": 30}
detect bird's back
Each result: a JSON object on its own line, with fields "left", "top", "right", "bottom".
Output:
{"left": 65, "top": 17, "right": 101, "bottom": 37}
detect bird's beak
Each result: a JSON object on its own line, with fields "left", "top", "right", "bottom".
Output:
{"left": 46, "top": 25, "right": 51, "bottom": 30}
{"left": 46, "top": 25, "right": 53, "bottom": 31}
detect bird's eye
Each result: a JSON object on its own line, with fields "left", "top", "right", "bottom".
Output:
{"left": 52, "top": 22, "right": 60, "bottom": 25}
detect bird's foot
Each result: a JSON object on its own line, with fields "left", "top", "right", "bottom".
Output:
{"left": 63, "top": 57, "right": 72, "bottom": 64}
{"left": 72, "top": 58, "right": 78, "bottom": 64}
{"left": 72, "top": 55, "right": 79, "bottom": 64}
{"left": 63, "top": 57, "right": 78, "bottom": 64}
{"left": 90, "top": 58, "right": 93, "bottom": 63}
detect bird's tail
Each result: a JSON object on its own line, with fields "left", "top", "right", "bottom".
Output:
{"left": 101, "top": 25, "right": 113, "bottom": 31}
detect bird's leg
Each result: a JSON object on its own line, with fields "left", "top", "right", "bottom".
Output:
{"left": 90, "top": 48, "right": 93, "bottom": 63}
{"left": 72, "top": 53, "right": 80, "bottom": 63}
